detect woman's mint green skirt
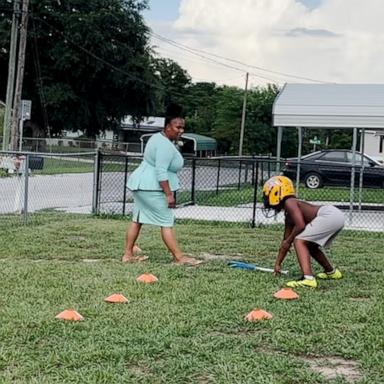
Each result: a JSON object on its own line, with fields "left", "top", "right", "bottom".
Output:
{"left": 132, "top": 191, "right": 174, "bottom": 227}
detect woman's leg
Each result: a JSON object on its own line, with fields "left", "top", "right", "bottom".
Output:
{"left": 161, "top": 227, "right": 202, "bottom": 265}
{"left": 122, "top": 222, "right": 147, "bottom": 262}
{"left": 160, "top": 227, "right": 183, "bottom": 261}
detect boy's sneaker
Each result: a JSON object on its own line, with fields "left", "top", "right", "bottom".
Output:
{"left": 316, "top": 268, "right": 343, "bottom": 280}
{"left": 286, "top": 278, "right": 318, "bottom": 288}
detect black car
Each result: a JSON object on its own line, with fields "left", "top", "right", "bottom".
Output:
{"left": 282, "top": 149, "right": 384, "bottom": 189}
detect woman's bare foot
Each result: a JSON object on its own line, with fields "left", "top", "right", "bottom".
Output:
{"left": 122, "top": 255, "right": 149, "bottom": 263}
{"left": 174, "top": 256, "right": 203, "bottom": 266}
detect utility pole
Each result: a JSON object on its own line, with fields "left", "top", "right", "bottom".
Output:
{"left": 10, "top": 0, "right": 29, "bottom": 151}
{"left": 238, "top": 72, "right": 249, "bottom": 156}
{"left": 2, "top": 0, "right": 20, "bottom": 151}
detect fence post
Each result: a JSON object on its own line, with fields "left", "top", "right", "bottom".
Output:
{"left": 122, "top": 156, "right": 129, "bottom": 215}
{"left": 267, "top": 155, "right": 271, "bottom": 179}
{"left": 191, "top": 158, "right": 196, "bottom": 205}
{"left": 251, "top": 160, "right": 259, "bottom": 228}
{"left": 92, "top": 150, "right": 101, "bottom": 214}
{"left": 238, "top": 160, "right": 242, "bottom": 190}
{"left": 216, "top": 158, "right": 221, "bottom": 195}
{"left": 23, "top": 154, "right": 29, "bottom": 224}
{"left": 251, "top": 158, "right": 255, "bottom": 185}
{"left": 260, "top": 161, "right": 264, "bottom": 184}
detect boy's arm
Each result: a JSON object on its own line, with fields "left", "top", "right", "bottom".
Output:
{"left": 274, "top": 217, "right": 293, "bottom": 273}
{"left": 274, "top": 199, "right": 306, "bottom": 273}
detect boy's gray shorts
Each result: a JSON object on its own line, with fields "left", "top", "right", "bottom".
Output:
{"left": 295, "top": 205, "right": 345, "bottom": 248}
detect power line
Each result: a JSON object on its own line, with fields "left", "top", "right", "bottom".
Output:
{"left": 31, "top": 14, "right": 284, "bottom": 91}
{"left": 152, "top": 33, "right": 279, "bottom": 83}
{"left": 30, "top": 12, "right": 50, "bottom": 135}
{"left": 32, "top": 15, "right": 164, "bottom": 91}
{"left": 151, "top": 32, "right": 329, "bottom": 84}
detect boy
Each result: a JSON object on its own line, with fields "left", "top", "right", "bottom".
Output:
{"left": 262, "top": 175, "right": 344, "bottom": 288}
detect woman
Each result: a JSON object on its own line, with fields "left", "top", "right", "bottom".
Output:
{"left": 122, "top": 105, "right": 201, "bottom": 266}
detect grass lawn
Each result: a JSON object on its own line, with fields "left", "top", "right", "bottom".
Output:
{"left": 0, "top": 214, "right": 383, "bottom": 383}
{"left": 33, "top": 157, "right": 95, "bottom": 175}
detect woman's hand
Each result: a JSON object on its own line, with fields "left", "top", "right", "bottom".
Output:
{"left": 166, "top": 193, "right": 176, "bottom": 208}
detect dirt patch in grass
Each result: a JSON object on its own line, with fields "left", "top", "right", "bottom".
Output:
{"left": 198, "top": 252, "right": 243, "bottom": 261}
{"left": 126, "top": 364, "right": 152, "bottom": 376}
{"left": 301, "top": 356, "right": 362, "bottom": 382}
{"left": 349, "top": 297, "right": 370, "bottom": 302}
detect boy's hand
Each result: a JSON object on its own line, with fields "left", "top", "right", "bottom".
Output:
{"left": 274, "top": 264, "right": 282, "bottom": 275}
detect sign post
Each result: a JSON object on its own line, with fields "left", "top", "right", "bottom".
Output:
{"left": 19, "top": 99, "right": 31, "bottom": 151}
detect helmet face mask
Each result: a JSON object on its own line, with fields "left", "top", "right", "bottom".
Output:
{"left": 262, "top": 176, "right": 295, "bottom": 217}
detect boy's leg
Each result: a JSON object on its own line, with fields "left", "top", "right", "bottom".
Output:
{"left": 286, "top": 239, "right": 318, "bottom": 288}
{"left": 307, "top": 242, "right": 333, "bottom": 272}
{"left": 293, "top": 238, "right": 313, "bottom": 276}
{"left": 307, "top": 242, "right": 343, "bottom": 279}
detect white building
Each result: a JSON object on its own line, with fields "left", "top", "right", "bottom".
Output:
{"left": 362, "top": 130, "right": 384, "bottom": 163}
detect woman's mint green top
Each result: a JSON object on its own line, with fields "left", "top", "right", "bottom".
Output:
{"left": 127, "top": 132, "right": 184, "bottom": 191}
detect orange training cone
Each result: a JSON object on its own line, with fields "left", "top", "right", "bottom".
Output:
{"left": 104, "top": 293, "right": 129, "bottom": 303}
{"left": 244, "top": 309, "right": 273, "bottom": 322}
{"left": 274, "top": 288, "right": 299, "bottom": 300}
{"left": 136, "top": 273, "right": 158, "bottom": 284}
{"left": 133, "top": 245, "right": 142, "bottom": 254}
{"left": 55, "top": 309, "right": 84, "bottom": 321}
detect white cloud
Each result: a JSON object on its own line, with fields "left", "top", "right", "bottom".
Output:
{"left": 148, "top": 0, "right": 384, "bottom": 88}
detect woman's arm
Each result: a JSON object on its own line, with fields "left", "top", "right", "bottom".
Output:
{"left": 159, "top": 180, "right": 175, "bottom": 208}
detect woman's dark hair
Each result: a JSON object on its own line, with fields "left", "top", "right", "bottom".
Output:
{"left": 164, "top": 103, "right": 184, "bottom": 127}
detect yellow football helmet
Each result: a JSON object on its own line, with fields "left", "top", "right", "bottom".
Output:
{"left": 262, "top": 176, "right": 295, "bottom": 209}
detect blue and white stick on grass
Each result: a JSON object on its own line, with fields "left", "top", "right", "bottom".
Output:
{"left": 228, "top": 260, "right": 288, "bottom": 275}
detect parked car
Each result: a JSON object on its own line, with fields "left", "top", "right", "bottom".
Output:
{"left": 282, "top": 149, "right": 384, "bottom": 189}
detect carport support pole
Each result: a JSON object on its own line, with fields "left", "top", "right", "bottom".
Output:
{"left": 276, "top": 126, "right": 283, "bottom": 172}
{"left": 295, "top": 127, "right": 303, "bottom": 196}
{"left": 349, "top": 128, "right": 357, "bottom": 223}
{"left": 358, "top": 128, "right": 365, "bottom": 211}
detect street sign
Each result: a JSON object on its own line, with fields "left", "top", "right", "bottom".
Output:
{"left": 309, "top": 136, "right": 321, "bottom": 145}
{"left": 21, "top": 99, "right": 31, "bottom": 120}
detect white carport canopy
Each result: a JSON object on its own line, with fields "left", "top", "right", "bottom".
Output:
{"left": 272, "top": 83, "right": 384, "bottom": 216}
{"left": 273, "top": 83, "right": 384, "bottom": 129}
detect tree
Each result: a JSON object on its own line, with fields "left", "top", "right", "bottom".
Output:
{"left": 243, "top": 84, "right": 279, "bottom": 156}
{"left": 151, "top": 57, "right": 191, "bottom": 115}
{"left": 183, "top": 82, "right": 218, "bottom": 136}
{"left": 0, "top": 0, "right": 158, "bottom": 137}
{"left": 212, "top": 86, "right": 244, "bottom": 154}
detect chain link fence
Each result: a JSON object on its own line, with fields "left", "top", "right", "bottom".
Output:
{"left": 95, "top": 153, "right": 384, "bottom": 231}
{"left": 10, "top": 136, "right": 142, "bottom": 154}
{"left": 1, "top": 150, "right": 383, "bottom": 232}
{"left": 0, "top": 150, "right": 97, "bottom": 225}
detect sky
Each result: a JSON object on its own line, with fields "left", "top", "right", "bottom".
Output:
{"left": 143, "top": 0, "right": 384, "bottom": 88}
